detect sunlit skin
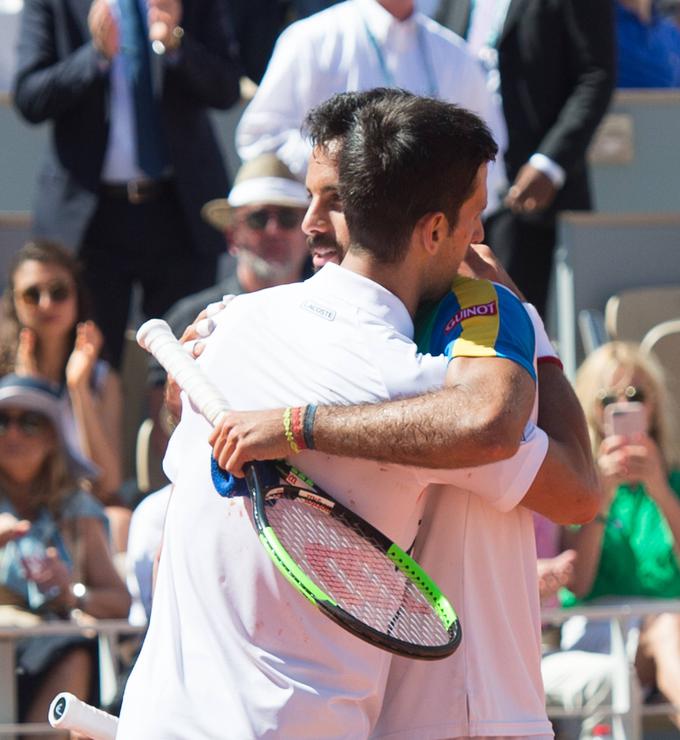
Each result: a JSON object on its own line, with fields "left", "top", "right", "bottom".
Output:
{"left": 12, "top": 261, "right": 77, "bottom": 341}
{"left": 302, "top": 146, "right": 350, "bottom": 271}
{"left": 303, "top": 150, "right": 487, "bottom": 287}
{"left": 378, "top": 0, "right": 414, "bottom": 21}
{"left": 0, "top": 407, "right": 55, "bottom": 486}
{"left": 420, "top": 163, "right": 487, "bottom": 303}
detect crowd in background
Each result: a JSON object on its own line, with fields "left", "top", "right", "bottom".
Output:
{"left": 1, "top": 0, "right": 680, "bottom": 736}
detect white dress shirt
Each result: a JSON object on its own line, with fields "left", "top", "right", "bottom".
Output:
{"left": 236, "top": 0, "right": 508, "bottom": 209}
{"left": 100, "top": 0, "right": 146, "bottom": 183}
{"left": 100, "top": 0, "right": 171, "bottom": 183}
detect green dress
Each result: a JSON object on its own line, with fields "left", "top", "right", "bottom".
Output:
{"left": 561, "top": 470, "right": 680, "bottom": 606}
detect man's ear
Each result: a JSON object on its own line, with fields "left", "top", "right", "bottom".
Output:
{"left": 418, "top": 212, "right": 449, "bottom": 256}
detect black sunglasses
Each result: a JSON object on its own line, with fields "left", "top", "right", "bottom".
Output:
{"left": 18, "top": 281, "right": 73, "bottom": 306}
{"left": 597, "top": 385, "right": 646, "bottom": 407}
{"left": 0, "top": 411, "right": 50, "bottom": 436}
{"left": 243, "top": 208, "right": 302, "bottom": 231}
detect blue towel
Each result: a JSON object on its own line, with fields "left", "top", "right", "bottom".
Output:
{"left": 211, "top": 457, "right": 281, "bottom": 497}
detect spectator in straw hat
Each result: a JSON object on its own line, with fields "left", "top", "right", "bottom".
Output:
{"left": 145, "top": 153, "right": 312, "bottom": 462}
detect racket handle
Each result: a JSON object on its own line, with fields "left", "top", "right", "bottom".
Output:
{"left": 136, "top": 318, "right": 229, "bottom": 427}
{"left": 48, "top": 693, "right": 118, "bottom": 740}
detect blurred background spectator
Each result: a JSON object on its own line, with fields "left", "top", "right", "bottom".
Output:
{"left": 561, "top": 341, "right": 680, "bottom": 726}
{"left": 0, "top": 242, "right": 131, "bottom": 555}
{"left": 125, "top": 484, "right": 170, "bottom": 626}
{"left": 235, "top": 0, "right": 508, "bottom": 212}
{"left": 436, "top": 0, "right": 616, "bottom": 318}
{"left": 616, "top": 0, "right": 680, "bottom": 88}
{"left": 535, "top": 512, "right": 577, "bottom": 610}
{"left": 145, "top": 153, "right": 311, "bottom": 461}
{"left": 0, "top": 374, "right": 129, "bottom": 728}
{"left": 11, "top": 0, "right": 242, "bottom": 370}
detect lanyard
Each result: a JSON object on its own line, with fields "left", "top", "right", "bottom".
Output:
{"left": 362, "top": 16, "right": 438, "bottom": 98}
{"left": 470, "top": 0, "right": 512, "bottom": 49}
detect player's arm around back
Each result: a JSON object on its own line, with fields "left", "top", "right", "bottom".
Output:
{"left": 522, "top": 363, "right": 600, "bottom": 525}
{"left": 210, "top": 355, "right": 536, "bottom": 475}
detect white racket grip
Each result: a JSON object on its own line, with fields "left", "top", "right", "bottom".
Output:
{"left": 48, "top": 693, "right": 118, "bottom": 740}
{"left": 136, "top": 319, "right": 229, "bottom": 427}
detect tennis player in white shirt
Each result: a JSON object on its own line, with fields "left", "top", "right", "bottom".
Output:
{"left": 118, "top": 95, "right": 566, "bottom": 739}
{"left": 210, "top": 91, "right": 599, "bottom": 740}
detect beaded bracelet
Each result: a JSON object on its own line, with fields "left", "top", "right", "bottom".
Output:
{"left": 283, "top": 407, "right": 300, "bottom": 454}
{"left": 291, "top": 406, "right": 306, "bottom": 452}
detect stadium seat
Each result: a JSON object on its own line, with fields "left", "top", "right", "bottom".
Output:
{"left": 605, "top": 285, "right": 680, "bottom": 344}
{"left": 641, "top": 318, "right": 680, "bottom": 431}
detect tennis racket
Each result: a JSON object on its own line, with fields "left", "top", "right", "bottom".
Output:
{"left": 49, "top": 693, "right": 118, "bottom": 740}
{"left": 137, "top": 319, "right": 461, "bottom": 660}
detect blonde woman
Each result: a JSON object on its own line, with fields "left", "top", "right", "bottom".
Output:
{"left": 0, "top": 374, "right": 130, "bottom": 731}
{"left": 562, "top": 341, "right": 680, "bottom": 720}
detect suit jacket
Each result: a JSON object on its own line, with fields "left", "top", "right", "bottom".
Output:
{"left": 437, "top": 0, "right": 616, "bottom": 214}
{"left": 12, "top": 0, "right": 241, "bottom": 254}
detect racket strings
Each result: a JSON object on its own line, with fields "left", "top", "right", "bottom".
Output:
{"left": 266, "top": 496, "right": 451, "bottom": 647}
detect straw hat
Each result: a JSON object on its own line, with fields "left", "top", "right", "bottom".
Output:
{"left": 201, "top": 154, "right": 310, "bottom": 232}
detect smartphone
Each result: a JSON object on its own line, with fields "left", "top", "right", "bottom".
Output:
{"left": 603, "top": 401, "right": 648, "bottom": 438}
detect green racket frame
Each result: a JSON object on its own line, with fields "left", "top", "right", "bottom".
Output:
{"left": 245, "top": 463, "right": 462, "bottom": 660}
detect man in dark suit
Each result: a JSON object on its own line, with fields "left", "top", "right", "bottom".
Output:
{"left": 437, "top": 0, "right": 616, "bottom": 317}
{"left": 12, "top": 0, "right": 242, "bottom": 368}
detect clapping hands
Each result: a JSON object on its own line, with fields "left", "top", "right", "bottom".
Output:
{"left": 88, "top": 0, "right": 119, "bottom": 60}
{"left": 65, "top": 321, "right": 104, "bottom": 391}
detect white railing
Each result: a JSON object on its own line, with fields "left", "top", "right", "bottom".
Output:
{"left": 0, "top": 619, "right": 144, "bottom": 737}
{"left": 2, "top": 602, "right": 680, "bottom": 738}
{"left": 541, "top": 600, "right": 680, "bottom": 740}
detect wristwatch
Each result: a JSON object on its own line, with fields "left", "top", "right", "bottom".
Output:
{"left": 71, "top": 582, "right": 88, "bottom": 611}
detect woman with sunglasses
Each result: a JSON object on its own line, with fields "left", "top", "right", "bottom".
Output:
{"left": 0, "top": 242, "right": 124, "bottom": 531}
{"left": 0, "top": 374, "right": 130, "bottom": 731}
{"left": 560, "top": 341, "right": 680, "bottom": 719}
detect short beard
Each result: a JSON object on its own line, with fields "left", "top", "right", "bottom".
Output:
{"left": 235, "top": 248, "right": 296, "bottom": 283}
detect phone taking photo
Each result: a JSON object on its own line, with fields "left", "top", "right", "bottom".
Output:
{"left": 603, "top": 401, "right": 648, "bottom": 438}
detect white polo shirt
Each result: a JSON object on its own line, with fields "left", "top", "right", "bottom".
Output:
{"left": 117, "top": 264, "right": 547, "bottom": 739}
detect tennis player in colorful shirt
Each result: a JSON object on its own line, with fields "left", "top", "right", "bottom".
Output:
{"left": 415, "top": 273, "right": 536, "bottom": 380}
{"left": 374, "top": 275, "right": 555, "bottom": 740}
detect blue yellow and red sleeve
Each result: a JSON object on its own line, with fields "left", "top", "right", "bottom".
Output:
{"left": 415, "top": 276, "right": 536, "bottom": 381}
